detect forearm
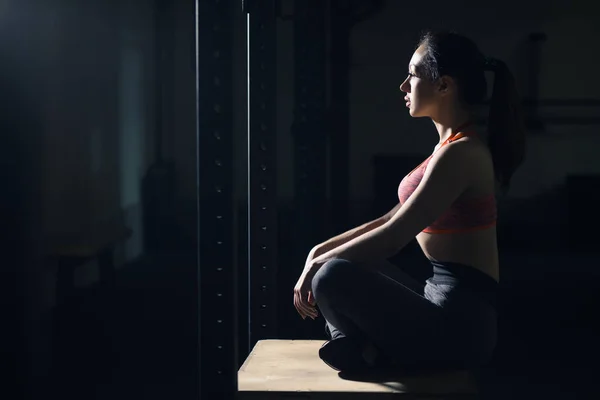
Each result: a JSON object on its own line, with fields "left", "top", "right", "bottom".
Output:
{"left": 314, "top": 222, "right": 405, "bottom": 266}
{"left": 311, "top": 218, "right": 387, "bottom": 258}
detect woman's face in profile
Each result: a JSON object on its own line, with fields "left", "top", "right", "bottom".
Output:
{"left": 399, "top": 46, "right": 439, "bottom": 118}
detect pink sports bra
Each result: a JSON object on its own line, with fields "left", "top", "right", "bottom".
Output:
{"left": 397, "top": 127, "right": 497, "bottom": 234}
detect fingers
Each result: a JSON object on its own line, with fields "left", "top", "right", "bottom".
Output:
{"left": 298, "top": 305, "right": 318, "bottom": 320}
{"left": 300, "top": 302, "right": 318, "bottom": 319}
{"left": 307, "top": 291, "right": 318, "bottom": 319}
{"left": 294, "top": 291, "right": 319, "bottom": 320}
{"left": 307, "top": 291, "right": 316, "bottom": 306}
{"left": 294, "top": 294, "right": 311, "bottom": 319}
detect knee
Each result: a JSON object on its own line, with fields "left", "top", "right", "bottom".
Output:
{"left": 311, "top": 258, "right": 356, "bottom": 301}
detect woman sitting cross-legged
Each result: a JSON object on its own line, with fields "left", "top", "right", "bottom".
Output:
{"left": 293, "top": 30, "right": 525, "bottom": 374}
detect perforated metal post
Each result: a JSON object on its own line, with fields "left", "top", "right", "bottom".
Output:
{"left": 329, "top": 0, "right": 352, "bottom": 233}
{"left": 196, "top": 0, "right": 237, "bottom": 398}
{"left": 292, "top": 0, "right": 328, "bottom": 259}
{"left": 247, "top": 0, "right": 278, "bottom": 348}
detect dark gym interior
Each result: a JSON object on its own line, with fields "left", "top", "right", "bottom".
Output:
{"left": 3, "top": 0, "right": 599, "bottom": 399}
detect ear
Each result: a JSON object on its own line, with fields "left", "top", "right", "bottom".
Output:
{"left": 437, "top": 76, "right": 455, "bottom": 95}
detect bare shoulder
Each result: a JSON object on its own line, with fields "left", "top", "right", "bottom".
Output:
{"left": 431, "top": 136, "right": 491, "bottom": 170}
{"left": 425, "top": 136, "right": 494, "bottom": 195}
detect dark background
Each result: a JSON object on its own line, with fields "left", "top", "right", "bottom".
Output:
{"left": 2, "top": 0, "right": 599, "bottom": 399}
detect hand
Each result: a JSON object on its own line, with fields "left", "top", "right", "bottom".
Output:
{"left": 293, "top": 263, "right": 320, "bottom": 320}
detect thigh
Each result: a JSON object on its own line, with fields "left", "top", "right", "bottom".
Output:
{"left": 369, "top": 259, "right": 426, "bottom": 295}
{"left": 331, "top": 260, "right": 441, "bottom": 323}
{"left": 316, "top": 260, "right": 451, "bottom": 364}
{"left": 320, "top": 260, "right": 425, "bottom": 341}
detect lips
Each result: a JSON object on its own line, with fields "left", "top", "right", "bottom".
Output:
{"left": 404, "top": 96, "right": 411, "bottom": 107}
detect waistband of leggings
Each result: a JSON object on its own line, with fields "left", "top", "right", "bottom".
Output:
{"left": 429, "top": 260, "right": 499, "bottom": 309}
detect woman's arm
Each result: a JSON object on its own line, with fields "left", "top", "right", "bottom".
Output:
{"left": 311, "top": 143, "right": 477, "bottom": 268}
{"left": 310, "top": 202, "right": 402, "bottom": 258}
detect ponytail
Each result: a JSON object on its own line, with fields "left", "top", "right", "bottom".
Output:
{"left": 485, "top": 58, "right": 526, "bottom": 193}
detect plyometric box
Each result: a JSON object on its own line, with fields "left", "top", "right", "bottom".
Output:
{"left": 238, "top": 340, "right": 479, "bottom": 399}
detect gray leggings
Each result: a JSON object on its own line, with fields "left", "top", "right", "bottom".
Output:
{"left": 311, "top": 258, "right": 499, "bottom": 369}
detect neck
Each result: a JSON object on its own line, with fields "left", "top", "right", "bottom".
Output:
{"left": 431, "top": 104, "right": 474, "bottom": 145}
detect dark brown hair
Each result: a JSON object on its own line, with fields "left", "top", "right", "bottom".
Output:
{"left": 418, "top": 30, "right": 526, "bottom": 192}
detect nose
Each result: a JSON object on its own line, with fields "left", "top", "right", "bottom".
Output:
{"left": 399, "top": 77, "right": 410, "bottom": 93}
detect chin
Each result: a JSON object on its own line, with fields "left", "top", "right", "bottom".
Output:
{"left": 408, "top": 107, "right": 427, "bottom": 118}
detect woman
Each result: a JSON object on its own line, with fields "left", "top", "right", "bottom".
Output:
{"left": 293, "top": 30, "right": 525, "bottom": 373}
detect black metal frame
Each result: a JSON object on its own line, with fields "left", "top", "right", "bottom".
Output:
{"left": 247, "top": 0, "right": 279, "bottom": 349}
{"left": 196, "top": 0, "right": 279, "bottom": 397}
{"left": 328, "top": 1, "right": 352, "bottom": 233}
{"left": 196, "top": 0, "right": 237, "bottom": 398}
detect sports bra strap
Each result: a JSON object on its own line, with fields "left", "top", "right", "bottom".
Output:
{"left": 445, "top": 130, "right": 476, "bottom": 145}
{"left": 404, "top": 122, "right": 476, "bottom": 178}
